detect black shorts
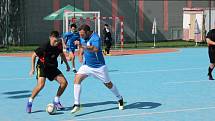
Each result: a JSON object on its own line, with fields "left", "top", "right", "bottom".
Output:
{"left": 105, "top": 42, "right": 112, "bottom": 48}
{"left": 36, "top": 65, "right": 62, "bottom": 81}
{"left": 209, "top": 47, "right": 215, "bottom": 63}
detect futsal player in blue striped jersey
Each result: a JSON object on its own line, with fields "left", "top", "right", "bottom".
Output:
{"left": 62, "top": 24, "right": 80, "bottom": 73}
{"left": 70, "top": 24, "right": 124, "bottom": 113}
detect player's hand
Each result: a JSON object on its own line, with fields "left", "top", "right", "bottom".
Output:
{"left": 63, "top": 44, "right": 67, "bottom": 49}
{"left": 66, "top": 65, "right": 70, "bottom": 72}
{"left": 29, "top": 69, "right": 35, "bottom": 77}
{"left": 74, "top": 40, "right": 80, "bottom": 45}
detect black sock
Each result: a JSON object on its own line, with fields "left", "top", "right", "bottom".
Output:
{"left": 208, "top": 67, "right": 214, "bottom": 76}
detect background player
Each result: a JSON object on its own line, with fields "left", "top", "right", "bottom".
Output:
{"left": 103, "top": 24, "right": 112, "bottom": 55}
{"left": 62, "top": 23, "right": 80, "bottom": 73}
{"left": 206, "top": 28, "right": 215, "bottom": 80}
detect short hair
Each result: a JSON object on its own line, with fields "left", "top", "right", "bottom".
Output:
{"left": 50, "top": 31, "right": 59, "bottom": 38}
{"left": 104, "top": 24, "right": 109, "bottom": 27}
{"left": 78, "top": 24, "right": 91, "bottom": 32}
{"left": 70, "top": 23, "right": 77, "bottom": 28}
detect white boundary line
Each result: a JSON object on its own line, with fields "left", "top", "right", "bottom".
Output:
{"left": 64, "top": 106, "right": 215, "bottom": 121}
{"left": 112, "top": 67, "right": 204, "bottom": 75}
{"left": 0, "top": 67, "right": 204, "bottom": 81}
{"left": 0, "top": 77, "right": 33, "bottom": 81}
{"left": 164, "top": 80, "right": 213, "bottom": 84}
{"left": 0, "top": 61, "right": 26, "bottom": 62}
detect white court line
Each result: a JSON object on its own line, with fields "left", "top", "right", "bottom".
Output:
{"left": 0, "top": 61, "right": 25, "bottom": 62}
{"left": 0, "top": 67, "right": 204, "bottom": 81}
{"left": 112, "top": 67, "right": 204, "bottom": 75}
{"left": 164, "top": 80, "right": 213, "bottom": 84}
{"left": 0, "top": 77, "right": 33, "bottom": 81}
{"left": 64, "top": 106, "right": 215, "bottom": 121}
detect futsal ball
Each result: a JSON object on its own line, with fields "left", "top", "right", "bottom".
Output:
{"left": 46, "top": 103, "right": 57, "bottom": 115}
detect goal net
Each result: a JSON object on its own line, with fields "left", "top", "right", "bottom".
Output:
{"left": 63, "top": 11, "right": 101, "bottom": 36}
{"left": 63, "top": 11, "right": 124, "bottom": 50}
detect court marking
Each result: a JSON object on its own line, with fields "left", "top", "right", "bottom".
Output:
{"left": 64, "top": 106, "right": 215, "bottom": 121}
{"left": 112, "top": 67, "right": 204, "bottom": 75}
{"left": 163, "top": 80, "right": 213, "bottom": 85}
{"left": 0, "top": 67, "right": 205, "bottom": 81}
{"left": 0, "top": 77, "right": 33, "bottom": 81}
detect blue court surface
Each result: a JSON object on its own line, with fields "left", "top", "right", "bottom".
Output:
{"left": 1, "top": 48, "right": 215, "bottom": 121}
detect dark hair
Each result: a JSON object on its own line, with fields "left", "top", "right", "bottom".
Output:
{"left": 70, "top": 23, "right": 77, "bottom": 28}
{"left": 50, "top": 31, "right": 59, "bottom": 38}
{"left": 104, "top": 24, "right": 109, "bottom": 27}
{"left": 78, "top": 24, "right": 91, "bottom": 32}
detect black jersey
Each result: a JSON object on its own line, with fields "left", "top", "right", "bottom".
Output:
{"left": 35, "top": 41, "right": 63, "bottom": 68}
{"left": 103, "top": 28, "right": 112, "bottom": 43}
{"left": 207, "top": 29, "right": 215, "bottom": 48}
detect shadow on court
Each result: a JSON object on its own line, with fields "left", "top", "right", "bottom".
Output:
{"left": 72, "top": 101, "right": 161, "bottom": 117}
{"left": 7, "top": 94, "right": 32, "bottom": 99}
{"left": 2, "top": 90, "right": 31, "bottom": 95}
{"left": 2, "top": 90, "right": 32, "bottom": 99}
{"left": 31, "top": 110, "right": 46, "bottom": 114}
{"left": 108, "top": 70, "right": 119, "bottom": 72}
{"left": 64, "top": 101, "right": 118, "bottom": 111}
{"left": 125, "top": 102, "right": 161, "bottom": 109}
{"left": 31, "top": 110, "right": 64, "bottom": 115}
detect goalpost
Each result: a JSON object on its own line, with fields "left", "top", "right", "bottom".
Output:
{"left": 63, "top": 11, "right": 101, "bottom": 36}
{"left": 63, "top": 11, "right": 124, "bottom": 50}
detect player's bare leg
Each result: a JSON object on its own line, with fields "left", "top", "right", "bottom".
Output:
{"left": 53, "top": 74, "right": 68, "bottom": 110}
{"left": 26, "top": 77, "right": 46, "bottom": 113}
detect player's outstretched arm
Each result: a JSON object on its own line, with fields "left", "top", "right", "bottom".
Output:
{"left": 78, "top": 46, "right": 84, "bottom": 63}
{"left": 61, "top": 38, "right": 67, "bottom": 49}
{"left": 29, "top": 52, "right": 37, "bottom": 77}
{"left": 74, "top": 40, "right": 84, "bottom": 63}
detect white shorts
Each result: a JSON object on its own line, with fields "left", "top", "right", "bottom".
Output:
{"left": 77, "top": 65, "right": 111, "bottom": 83}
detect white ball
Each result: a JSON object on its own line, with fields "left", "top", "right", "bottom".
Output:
{"left": 46, "top": 103, "right": 57, "bottom": 115}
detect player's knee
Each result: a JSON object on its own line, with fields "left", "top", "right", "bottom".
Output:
{"left": 61, "top": 80, "right": 68, "bottom": 87}
{"left": 105, "top": 81, "right": 113, "bottom": 89}
{"left": 68, "top": 57, "right": 72, "bottom": 61}
{"left": 74, "top": 79, "right": 81, "bottom": 84}
{"left": 73, "top": 75, "right": 79, "bottom": 84}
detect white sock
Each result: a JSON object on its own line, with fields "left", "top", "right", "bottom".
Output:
{"left": 54, "top": 96, "right": 60, "bottom": 103}
{"left": 110, "top": 85, "right": 122, "bottom": 100}
{"left": 28, "top": 97, "right": 33, "bottom": 103}
{"left": 73, "top": 68, "right": 76, "bottom": 70}
{"left": 74, "top": 84, "right": 81, "bottom": 105}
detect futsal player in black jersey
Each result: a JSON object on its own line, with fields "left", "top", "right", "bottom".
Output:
{"left": 26, "top": 31, "right": 70, "bottom": 113}
{"left": 206, "top": 29, "right": 215, "bottom": 80}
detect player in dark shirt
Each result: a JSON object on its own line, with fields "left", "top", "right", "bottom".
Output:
{"left": 103, "top": 24, "right": 112, "bottom": 55}
{"left": 26, "top": 31, "right": 70, "bottom": 113}
{"left": 206, "top": 29, "right": 215, "bottom": 80}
